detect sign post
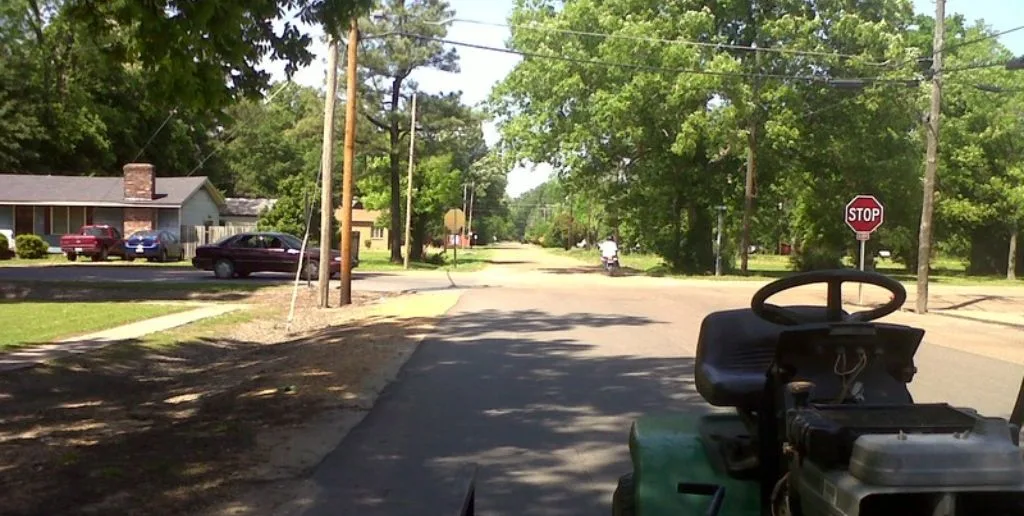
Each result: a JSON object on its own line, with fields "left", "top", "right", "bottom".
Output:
{"left": 845, "top": 195, "right": 885, "bottom": 305}
{"left": 444, "top": 208, "right": 466, "bottom": 269}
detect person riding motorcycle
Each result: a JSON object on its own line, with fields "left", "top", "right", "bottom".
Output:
{"left": 598, "top": 236, "right": 619, "bottom": 269}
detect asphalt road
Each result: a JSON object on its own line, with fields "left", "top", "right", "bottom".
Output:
{"left": 290, "top": 247, "right": 1024, "bottom": 516}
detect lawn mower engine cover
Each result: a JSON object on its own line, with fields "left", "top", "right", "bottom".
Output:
{"left": 784, "top": 402, "right": 1024, "bottom": 515}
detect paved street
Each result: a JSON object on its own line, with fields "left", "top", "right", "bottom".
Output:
{"left": 287, "top": 246, "right": 1024, "bottom": 516}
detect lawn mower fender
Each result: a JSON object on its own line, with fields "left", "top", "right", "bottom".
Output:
{"left": 627, "top": 414, "right": 760, "bottom": 516}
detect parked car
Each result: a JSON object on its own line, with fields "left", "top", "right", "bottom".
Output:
{"left": 124, "top": 230, "right": 184, "bottom": 262}
{"left": 191, "top": 231, "right": 359, "bottom": 279}
{"left": 59, "top": 225, "right": 126, "bottom": 261}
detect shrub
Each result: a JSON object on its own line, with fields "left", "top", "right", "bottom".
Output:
{"left": 14, "top": 234, "right": 48, "bottom": 259}
{"left": 790, "top": 245, "right": 843, "bottom": 271}
{"left": 0, "top": 234, "right": 9, "bottom": 259}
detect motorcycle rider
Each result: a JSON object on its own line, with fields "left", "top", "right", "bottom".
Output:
{"left": 598, "top": 235, "right": 619, "bottom": 267}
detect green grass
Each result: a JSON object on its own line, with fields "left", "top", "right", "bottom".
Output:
{"left": 0, "top": 253, "right": 192, "bottom": 267}
{"left": 548, "top": 248, "right": 1024, "bottom": 286}
{"left": 356, "top": 247, "right": 495, "bottom": 272}
{"left": 0, "top": 302, "right": 192, "bottom": 349}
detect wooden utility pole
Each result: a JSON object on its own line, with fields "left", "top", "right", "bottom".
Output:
{"left": 461, "top": 183, "right": 468, "bottom": 248}
{"left": 403, "top": 92, "right": 417, "bottom": 269}
{"left": 740, "top": 47, "right": 761, "bottom": 274}
{"left": 467, "top": 181, "right": 475, "bottom": 247}
{"left": 318, "top": 35, "right": 340, "bottom": 308}
{"left": 339, "top": 18, "right": 359, "bottom": 306}
{"left": 916, "top": 0, "right": 945, "bottom": 314}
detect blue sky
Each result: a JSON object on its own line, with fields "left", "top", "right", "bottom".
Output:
{"left": 265, "top": 0, "right": 1022, "bottom": 197}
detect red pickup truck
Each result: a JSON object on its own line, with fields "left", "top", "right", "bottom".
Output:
{"left": 60, "top": 225, "right": 126, "bottom": 261}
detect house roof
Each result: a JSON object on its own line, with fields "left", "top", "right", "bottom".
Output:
{"left": 0, "top": 174, "right": 224, "bottom": 209}
{"left": 223, "top": 198, "right": 277, "bottom": 217}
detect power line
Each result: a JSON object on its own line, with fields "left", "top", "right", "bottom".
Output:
{"left": 449, "top": 18, "right": 892, "bottom": 65}
{"left": 395, "top": 32, "right": 920, "bottom": 85}
{"left": 938, "top": 24, "right": 1024, "bottom": 57}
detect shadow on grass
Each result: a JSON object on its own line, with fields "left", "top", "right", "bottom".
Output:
{"left": 0, "top": 308, "right": 693, "bottom": 516}
{"left": 0, "top": 280, "right": 274, "bottom": 302}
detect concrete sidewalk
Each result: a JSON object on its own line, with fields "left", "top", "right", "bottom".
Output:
{"left": 0, "top": 303, "right": 247, "bottom": 372}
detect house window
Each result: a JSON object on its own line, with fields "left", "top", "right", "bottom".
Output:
{"left": 371, "top": 227, "right": 385, "bottom": 239}
{"left": 51, "top": 207, "right": 69, "bottom": 235}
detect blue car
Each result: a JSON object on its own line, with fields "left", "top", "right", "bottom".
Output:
{"left": 124, "top": 230, "right": 184, "bottom": 262}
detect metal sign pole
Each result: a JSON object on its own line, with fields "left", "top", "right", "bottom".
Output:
{"left": 858, "top": 238, "right": 866, "bottom": 305}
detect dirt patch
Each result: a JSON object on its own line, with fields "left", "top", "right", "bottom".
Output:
{"left": 0, "top": 285, "right": 462, "bottom": 516}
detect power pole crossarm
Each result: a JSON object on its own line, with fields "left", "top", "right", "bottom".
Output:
{"left": 916, "top": 0, "right": 945, "bottom": 314}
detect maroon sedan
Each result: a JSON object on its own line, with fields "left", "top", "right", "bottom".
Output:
{"left": 192, "top": 232, "right": 355, "bottom": 279}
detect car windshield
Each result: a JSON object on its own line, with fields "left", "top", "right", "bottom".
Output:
{"left": 129, "top": 231, "right": 158, "bottom": 239}
{"left": 81, "top": 227, "right": 106, "bottom": 237}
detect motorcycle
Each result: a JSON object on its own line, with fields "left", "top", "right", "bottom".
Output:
{"left": 601, "top": 253, "right": 620, "bottom": 275}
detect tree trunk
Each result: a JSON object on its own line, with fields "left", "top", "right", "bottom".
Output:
{"left": 1009, "top": 226, "right": 1018, "bottom": 281}
{"left": 410, "top": 216, "right": 427, "bottom": 261}
{"left": 388, "top": 78, "right": 403, "bottom": 264}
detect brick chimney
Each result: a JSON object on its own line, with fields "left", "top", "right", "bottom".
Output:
{"left": 123, "top": 163, "right": 156, "bottom": 200}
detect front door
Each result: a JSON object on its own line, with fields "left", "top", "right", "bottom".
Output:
{"left": 14, "top": 206, "right": 33, "bottom": 235}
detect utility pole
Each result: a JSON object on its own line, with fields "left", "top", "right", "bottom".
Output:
{"left": 715, "top": 206, "right": 725, "bottom": 277}
{"left": 740, "top": 46, "right": 761, "bottom": 274}
{"left": 318, "top": 35, "right": 340, "bottom": 308}
{"left": 461, "top": 183, "right": 469, "bottom": 248}
{"left": 467, "top": 181, "right": 475, "bottom": 248}
{"left": 403, "top": 92, "right": 417, "bottom": 269}
{"left": 339, "top": 18, "right": 359, "bottom": 306}
{"left": 916, "top": 0, "right": 945, "bottom": 314}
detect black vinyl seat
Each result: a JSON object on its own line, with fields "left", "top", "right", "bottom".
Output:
{"left": 694, "top": 307, "right": 846, "bottom": 409}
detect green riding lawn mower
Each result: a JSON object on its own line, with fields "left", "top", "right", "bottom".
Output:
{"left": 612, "top": 270, "right": 1024, "bottom": 516}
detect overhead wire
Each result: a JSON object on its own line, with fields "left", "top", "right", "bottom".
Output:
{"left": 393, "top": 31, "right": 921, "bottom": 85}
{"left": 447, "top": 18, "right": 892, "bottom": 65}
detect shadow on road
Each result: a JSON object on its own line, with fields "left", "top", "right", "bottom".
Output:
{"left": 0, "top": 305, "right": 700, "bottom": 515}
{"left": 303, "top": 308, "right": 699, "bottom": 516}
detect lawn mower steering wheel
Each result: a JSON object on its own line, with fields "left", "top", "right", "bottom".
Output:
{"left": 751, "top": 269, "right": 906, "bottom": 326}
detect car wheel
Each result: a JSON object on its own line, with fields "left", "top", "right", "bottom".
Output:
{"left": 160, "top": 249, "right": 168, "bottom": 263}
{"left": 303, "top": 260, "right": 319, "bottom": 281}
{"left": 91, "top": 248, "right": 108, "bottom": 262}
{"left": 213, "top": 259, "right": 235, "bottom": 279}
{"left": 125, "top": 256, "right": 135, "bottom": 262}
{"left": 66, "top": 253, "right": 77, "bottom": 262}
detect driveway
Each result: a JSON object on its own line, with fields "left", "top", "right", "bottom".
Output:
{"left": 282, "top": 246, "right": 1024, "bottom": 515}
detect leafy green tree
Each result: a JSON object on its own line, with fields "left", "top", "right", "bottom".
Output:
{"left": 357, "top": 0, "right": 459, "bottom": 262}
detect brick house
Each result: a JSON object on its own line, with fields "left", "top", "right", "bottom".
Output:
{"left": 0, "top": 163, "right": 225, "bottom": 249}
{"left": 334, "top": 206, "right": 389, "bottom": 250}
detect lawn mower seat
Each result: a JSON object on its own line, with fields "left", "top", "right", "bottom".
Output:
{"left": 694, "top": 307, "right": 846, "bottom": 410}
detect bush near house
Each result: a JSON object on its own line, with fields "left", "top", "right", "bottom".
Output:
{"left": 0, "top": 234, "right": 10, "bottom": 259}
{"left": 14, "top": 235, "right": 48, "bottom": 259}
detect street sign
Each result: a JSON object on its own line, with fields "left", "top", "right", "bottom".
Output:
{"left": 855, "top": 231, "right": 871, "bottom": 241}
{"left": 845, "top": 195, "right": 884, "bottom": 234}
{"left": 444, "top": 208, "right": 466, "bottom": 233}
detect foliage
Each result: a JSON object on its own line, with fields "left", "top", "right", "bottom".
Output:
{"left": 257, "top": 174, "right": 320, "bottom": 242}
{"left": 14, "top": 235, "right": 48, "bottom": 259}
{"left": 0, "top": 234, "right": 10, "bottom": 259}
{"left": 492, "top": 0, "right": 1023, "bottom": 276}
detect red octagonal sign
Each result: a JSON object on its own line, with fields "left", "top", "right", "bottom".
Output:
{"left": 845, "top": 195, "right": 884, "bottom": 234}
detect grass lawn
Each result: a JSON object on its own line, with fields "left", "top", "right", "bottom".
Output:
{"left": 0, "top": 302, "right": 192, "bottom": 349}
{"left": 0, "top": 253, "right": 192, "bottom": 268}
{"left": 356, "top": 247, "right": 495, "bottom": 272}
{"left": 549, "top": 248, "right": 1024, "bottom": 286}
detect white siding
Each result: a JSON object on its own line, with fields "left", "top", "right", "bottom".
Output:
{"left": 180, "top": 188, "right": 221, "bottom": 227}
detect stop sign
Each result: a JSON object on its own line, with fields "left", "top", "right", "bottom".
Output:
{"left": 845, "top": 195, "right": 884, "bottom": 234}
